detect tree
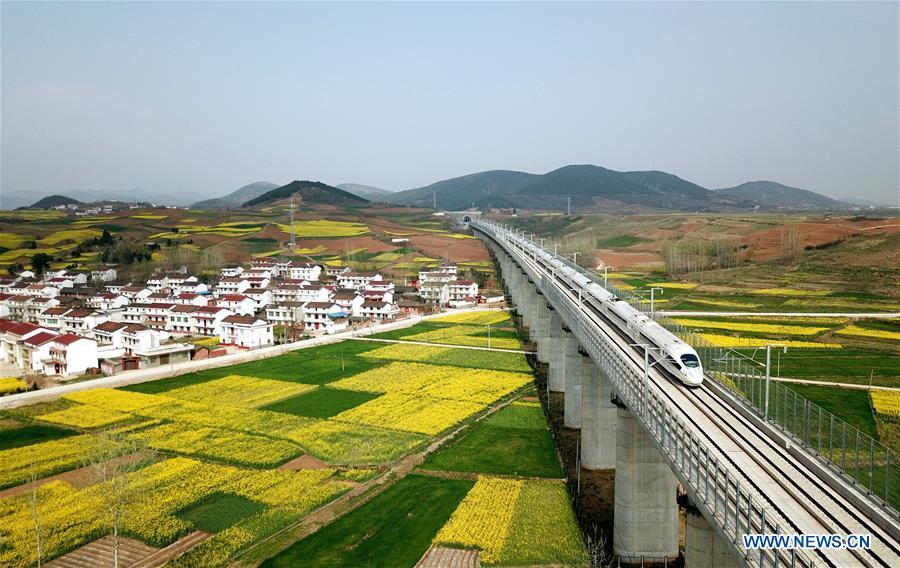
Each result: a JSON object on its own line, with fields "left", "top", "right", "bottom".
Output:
{"left": 85, "top": 431, "right": 149, "bottom": 568}
{"left": 8, "top": 262, "right": 24, "bottom": 276}
{"left": 29, "top": 449, "right": 43, "bottom": 567}
{"left": 99, "top": 229, "right": 114, "bottom": 246}
{"left": 30, "top": 253, "right": 53, "bottom": 276}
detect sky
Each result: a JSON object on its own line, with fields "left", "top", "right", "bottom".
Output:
{"left": 2, "top": 1, "right": 898, "bottom": 205}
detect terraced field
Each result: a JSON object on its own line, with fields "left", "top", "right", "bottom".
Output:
{"left": 0, "top": 331, "right": 587, "bottom": 567}
{"left": 0, "top": 203, "right": 493, "bottom": 280}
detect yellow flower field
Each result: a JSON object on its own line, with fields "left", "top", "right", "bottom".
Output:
{"left": 871, "top": 390, "right": 900, "bottom": 418}
{"left": 334, "top": 392, "right": 485, "bottom": 435}
{"left": 432, "top": 311, "right": 512, "bottom": 325}
{"left": 700, "top": 333, "right": 841, "bottom": 349}
{"left": 0, "top": 376, "right": 28, "bottom": 395}
{"left": 283, "top": 420, "right": 426, "bottom": 464}
{"left": 0, "top": 457, "right": 351, "bottom": 567}
{"left": 363, "top": 342, "right": 453, "bottom": 362}
{"left": 166, "top": 375, "right": 317, "bottom": 408}
{"left": 275, "top": 219, "right": 368, "bottom": 237}
{"left": 0, "top": 233, "right": 30, "bottom": 249}
{"left": 434, "top": 476, "right": 523, "bottom": 564}
{"left": 129, "top": 214, "right": 169, "bottom": 220}
{"left": 752, "top": 288, "right": 832, "bottom": 297}
{"left": 672, "top": 318, "right": 828, "bottom": 336}
{"left": 404, "top": 325, "right": 520, "bottom": 350}
{"left": 655, "top": 282, "right": 698, "bottom": 289}
{"left": 129, "top": 422, "right": 302, "bottom": 467}
{"left": 836, "top": 325, "right": 900, "bottom": 341}
{"left": 0, "top": 435, "right": 92, "bottom": 489}
{"left": 37, "top": 228, "right": 103, "bottom": 246}
{"left": 37, "top": 405, "right": 132, "bottom": 429}
{"left": 329, "top": 362, "right": 529, "bottom": 404}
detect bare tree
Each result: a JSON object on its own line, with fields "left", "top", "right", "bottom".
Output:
{"left": 780, "top": 224, "right": 802, "bottom": 266}
{"left": 85, "top": 430, "right": 149, "bottom": 568}
{"left": 29, "top": 450, "right": 43, "bottom": 568}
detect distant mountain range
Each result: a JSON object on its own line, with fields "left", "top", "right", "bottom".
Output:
{"left": 12, "top": 164, "right": 892, "bottom": 214}
{"left": 190, "top": 181, "right": 279, "bottom": 210}
{"left": 336, "top": 183, "right": 394, "bottom": 201}
{"left": 243, "top": 180, "right": 369, "bottom": 207}
{"left": 714, "top": 181, "right": 850, "bottom": 210}
{"left": 384, "top": 165, "right": 867, "bottom": 212}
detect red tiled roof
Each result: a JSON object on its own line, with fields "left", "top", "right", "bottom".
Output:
{"left": 54, "top": 334, "right": 86, "bottom": 345}
{"left": 95, "top": 321, "right": 129, "bottom": 332}
{"left": 22, "top": 331, "right": 58, "bottom": 346}
{"left": 8, "top": 323, "right": 40, "bottom": 336}
{"left": 220, "top": 294, "right": 249, "bottom": 302}
{"left": 223, "top": 315, "right": 263, "bottom": 325}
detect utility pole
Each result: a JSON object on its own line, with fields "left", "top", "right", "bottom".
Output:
{"left": 288, "top": 194, "right": 296, "bottom": 248}
{"left": 765, "top": 343, "right": 787, "bottom": 419}
{"left": 433, "top": 189, "right": 437, "bottom": 210}
{"left": 570, "top": 252, "right": 579, "bottom": 266}
{"left": 566, "top": 196, "right": 571, "bottom": 216}
{"left": 648, "top": 287, "right": 663, "bottom": 316}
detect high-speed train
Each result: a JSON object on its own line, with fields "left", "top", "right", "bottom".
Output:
{"left": 505, "top": 232, "right": 704, "bottom": 387}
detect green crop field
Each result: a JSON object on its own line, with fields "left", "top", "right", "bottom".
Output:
{"left": 263, "top": 475, "right": 474, "bottom": 568}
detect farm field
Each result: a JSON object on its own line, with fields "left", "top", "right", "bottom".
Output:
{"left": 504, "top": 212, "right": 900, "bottom": 312}
{"left": 0, "top": 324, "right": 587, "bottom": 566}
{"left": 0, "top": 202, "right": 494, "bottom": 282}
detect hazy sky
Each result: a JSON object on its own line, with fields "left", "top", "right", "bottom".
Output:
{"left": 2, "top": 1, "right": 898, "bottom": 204}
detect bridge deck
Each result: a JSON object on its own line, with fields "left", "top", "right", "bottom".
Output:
{"left": 479, "top": 221, "right": 900, "bottom": 568}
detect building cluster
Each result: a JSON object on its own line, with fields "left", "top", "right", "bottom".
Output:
{"left": 0, "top": 257, "right": 483, "bottom": 380}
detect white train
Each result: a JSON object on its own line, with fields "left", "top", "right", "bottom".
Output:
{"left": 507, "top": 233, "right": 704, "bottom": 387}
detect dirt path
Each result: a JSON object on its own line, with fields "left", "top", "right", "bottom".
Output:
{"left": 233, "top": 396, "right": 522, "bottom": 566}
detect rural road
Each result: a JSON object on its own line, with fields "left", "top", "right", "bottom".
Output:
{"left": 0, "top": 306, "right": 507, "bottom": 410}
{"left": 661, "top": 311, "right": 900, "bottom": 318}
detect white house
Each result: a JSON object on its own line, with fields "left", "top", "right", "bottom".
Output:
{"left": 448, "top": 279, "right": 479, "bottom": 301}
{"left": 190, "top": 306, "right": 234, "bottom": 337}
{"left": 219, "top": 315, "right": 274, "bottom": 349}
{"left": 359, "top": 301, "right": 400, "bottom": 322}
{"left": 60, "top": 309, "right": 108, "bottom": 337}
{"left": 220, "top": 265, "right": 244, "bottom": 278}
{"left": 265, "top": 302, "right": 305, "bottom": 326}
{"left": 91, "top": 268, "right": 118, "bottom": 282}
{"left": 93, "top": 321, "right": 130, "bottom": 348}
{"left": 243, "top": 288, "right": 273, "bottom": 310}
{"left": 37, "top": 307, "right": 71, "bottom": 331}
{"left": 47, "top": 334, "right": 98, "bottom": 378}
{"left": 419, "top": 282, "right": 450, "bottom": 305}
{"left": 302, "top": 302, "right": 349, "bottom": 334}
{"left": 88, "top": 293, "right": 130, "bottom": 312}
{"left": 215, "top": 277, "right": 251, "bottom": 297}
{"left": 337, "top": 272, "right": 382, "bottom": 291}
{"left": 19, "top": 331, "right": 58, "bottom": 374}
{"left": 287, "top": 262, "right": 322, "bottom": 281}
{"left": 215, "top": 294, "right": 256, "bottom": 316}
{"left": 331, "top": 290, "right": 365, "bottom": 317}
{"left": 172, "top": 293, "right": 209, "bottom": 307}
{"left": 120, "top": 285, "right": 153, "bottom": 301}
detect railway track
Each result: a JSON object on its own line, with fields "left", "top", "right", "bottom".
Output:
{"left": 492, "top": 229, "right": 900, "bottom": 567}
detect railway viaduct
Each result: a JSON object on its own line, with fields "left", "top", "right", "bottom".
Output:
{"left": 465, "top": 217, "right": 900, "bottom": 568}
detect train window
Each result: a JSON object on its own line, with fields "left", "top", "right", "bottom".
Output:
{"left": 680, "top": 354, "right": 700, "bottom": 368}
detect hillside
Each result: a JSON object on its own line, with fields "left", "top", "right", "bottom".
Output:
{"left": 27, "top": 195, "right": 82, "bottom": 209}
{"left": 336, "top": 183, "right": 394, "bottom": 201}
{"left": 243, "top": 180, "right": 370, "bottom": 207}
{"left": 386, "top": 165, "right": 852, "bottom": 213}
{"left": 388, "top": 170, "right": 540, "bottom": 210}
{"left": 715, "top": 181, "right": 852, "bottom": 210}
{"left": 191, "top": 181, "right": 279, "bottom": 210}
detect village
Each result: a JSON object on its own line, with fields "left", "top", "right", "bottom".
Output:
{"left": 0, "top": 257, "right": 493, "bottom": 388}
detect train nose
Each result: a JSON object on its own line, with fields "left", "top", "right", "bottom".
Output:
{"left": 687, "top": 369, "right": 704, "bottom": 386}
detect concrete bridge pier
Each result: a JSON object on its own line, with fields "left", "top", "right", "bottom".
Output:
{"left": 580, "top": 356, "right": 616, "bottom": 469}
{"left": 562, "top": 345, "right": 583, "bottom": 428}
{"left": 685, "top": 507, "right": 739, "bottom": 568}
{"left": 547, "top": 309, "right": 566, "bottom": 392}
{"left": 614, "top": 406, "right": 679, "bottom": 561}
{"left": 534, "top": 295, "right": 550, "bottom": 364}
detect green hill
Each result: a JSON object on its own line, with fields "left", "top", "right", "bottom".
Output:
{"left": 27, "top": 195, "right": 83, "bottom": 209}
{"left": 243, "top": 180, "right": 370, "bottom": 207}
{"left": 715, "top": 181, "right": 852, "bottom": 210}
